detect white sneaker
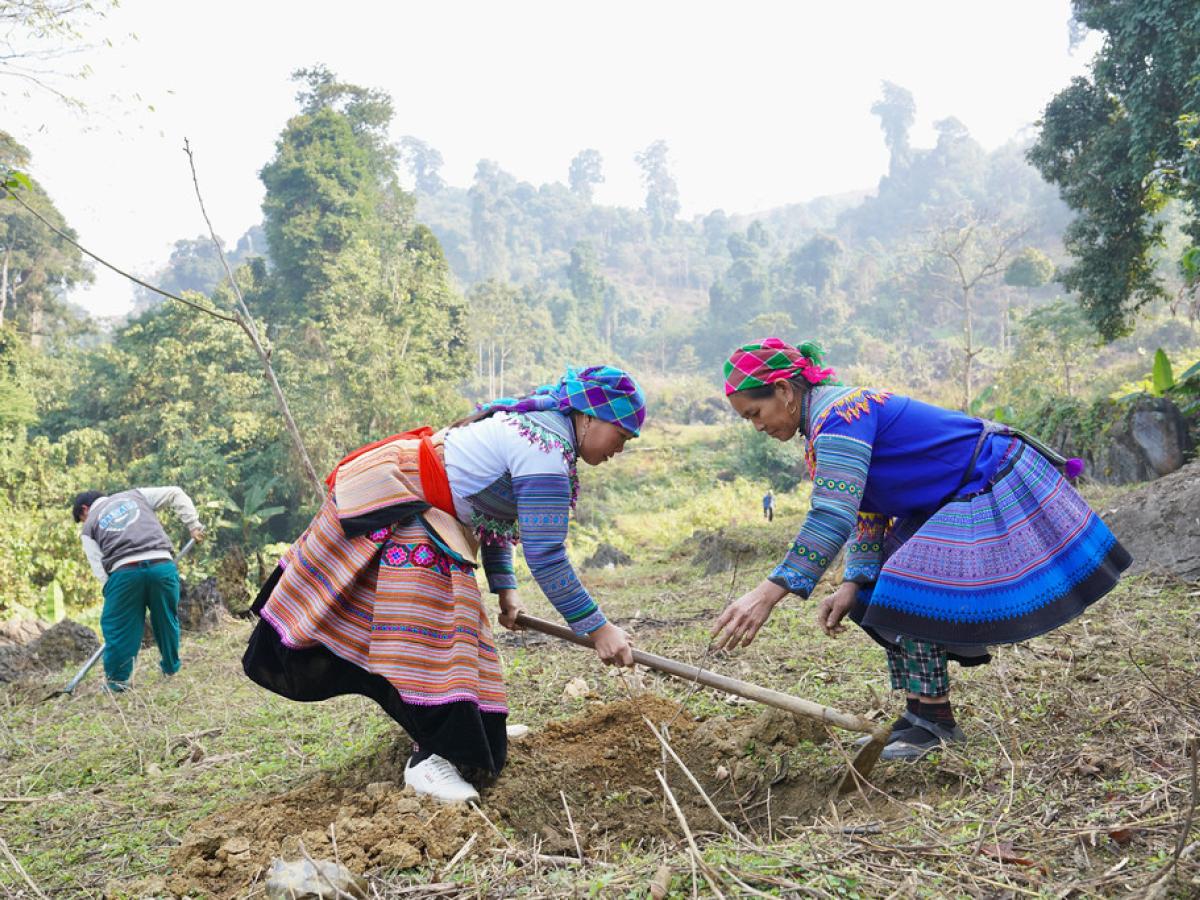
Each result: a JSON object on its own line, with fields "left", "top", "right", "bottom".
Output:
{"left": 404, "top": 754, "right": 480, "bottom": 804}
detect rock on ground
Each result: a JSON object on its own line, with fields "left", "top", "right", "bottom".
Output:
{"left": 0, "top": 620, "right": 99, "bottom": 683}
{"left": 583, "top": 542, "right": 633, "bottom": 569}
{"left": 0, "top": 619, "right": 47, "bottom": 646}
{"left": 1104, "top": 460, "right": 1200, "bottom": 582}
{"left": 178, "top": 577, "right": 226, "bottom": 633}
{"left": 691, "top": 529, "right": 760, "bottom": 576}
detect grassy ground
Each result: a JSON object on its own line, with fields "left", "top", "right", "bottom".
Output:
{"left": 3, "top": 425, "right": 1198, "bottom": 897}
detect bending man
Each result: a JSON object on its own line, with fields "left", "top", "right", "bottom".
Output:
{"left": 73, "top": 487, "right": 205, "bottom": 692}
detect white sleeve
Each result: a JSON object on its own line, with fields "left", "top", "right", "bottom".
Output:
{"left": 81, "top": 535, "right": 109, "bottom": 586}
{"left": 499, "top": 421, "right": 572, "bottom": 480}
{"left": 137, "top": 486, "right": 201, "bottom": 531}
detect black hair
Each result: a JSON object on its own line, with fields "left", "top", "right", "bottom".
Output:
{"left": 71, "top": 490, "right": 104, "bottom": 523}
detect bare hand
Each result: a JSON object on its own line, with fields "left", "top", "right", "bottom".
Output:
{"left": 189, "top": 525, "right": 206, "bottom": 543}
{"left": 497, "top": 589, "right": 525, "bottom": 631}
{"left": 816, "top": 582, "right": 859, "bottom": 637}
{"left": 590, "top": 622, "right": 634, "bottom": 667}
{"left": 711, "top": 580, "right": 786, "bottom": 651}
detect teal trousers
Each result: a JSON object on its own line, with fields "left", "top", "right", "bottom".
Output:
{"left": 100, "top": 560, "right": 180, "bottom": 689}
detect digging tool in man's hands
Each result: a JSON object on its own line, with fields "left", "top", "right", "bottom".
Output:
{"left": 42, "top": 536, "right": 198, "bottom": 701}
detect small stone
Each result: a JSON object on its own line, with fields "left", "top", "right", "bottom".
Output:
{"left": 365, "top": 781, "right": 395, "bottom": 800}
{"left": 393, "top": 797, "right": 421, "bottom": 815}
{"left": 650, "top": 863, "right": 672, "bottom": 900}
{"left": 375, "top": 840, "right": 421, "bottom": 869}
{"left": 562, "top": 677, "right": 591, "bottom": 700}
{"left": 220, "top": 836, "right": 250, "bottom": 856}
{"left": 505, "top": 723, "right": 530, "bottom": 741}
{"left": 265, "top": 858, "right": 366, "bottom": 899}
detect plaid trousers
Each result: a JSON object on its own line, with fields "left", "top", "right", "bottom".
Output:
{"left": 885, "top": 637, "right": 950, "bottom": 697}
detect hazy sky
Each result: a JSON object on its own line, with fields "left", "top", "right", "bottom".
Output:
{"left": 8, "top": 0, "right": 1100, "bottom": 317}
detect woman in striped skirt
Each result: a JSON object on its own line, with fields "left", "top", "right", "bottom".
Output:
{"left": 711, "top": 338, "right": 1130, "bottom": 760}
{"left": 243, "top": 366, "right": 644, "bottom": 802}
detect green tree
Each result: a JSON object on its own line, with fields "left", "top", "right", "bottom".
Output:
{"left": 468, "top": 160, "right": 514, "bottom": 279}
{"left": 568, "top": 149, "right": 604, "bottom": 202}
{"left": 0, "top": 131, "right": 91, "bottom": 343}
{"left": 53, "top": 296, "right": 287, "bottom": 515}
{"left": 0, "top": 325, "right": 36, "bottom": 431}
{"left": 259, "top": 107, "right": 380, "bottom": 321}
{"left": 871, "top": 80, "right": 916, "bottom": 173}
{"left": 634, "top": 140, "right": 680, "bottom": 237}
{"left": 1005, "top": 299, "right": 1096, "bottom": 400}
{"left": 467, "top": 280, "right": 551, "bottom": 398}
{"left": 256, "top": 68, "right": 470, "bottom": 462}
{"left": 1028, "top": 1, "right": 1200, "bottom": 339}
{"left": 1004, "top": 247, "right": 1054, "bottom": 292}
{"left": 132, "top": 228, "right": 264, "bottom": 315}
{"left": 707, "top": 227, "right": 773, "bottom": 344}
{"left": 401, "top": 136, "right": 445, "bottom": 195}
{"left": 568, "top": 242, "right": 605, "bottom": 322}
{"left": 784, "top": 234, "right": 842, "bottom": 295}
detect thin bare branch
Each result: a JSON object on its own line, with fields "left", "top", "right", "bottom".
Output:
{"left": 183, "top": 138, "right": 324, "bottom": 500}
{"left": 1, "top": 185, "right": 239, "bottom": 323}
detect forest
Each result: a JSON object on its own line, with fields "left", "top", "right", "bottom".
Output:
{"left": 2, "top": 2, "right": 1200, "bottom": 897}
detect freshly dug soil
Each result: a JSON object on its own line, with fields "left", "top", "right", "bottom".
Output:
{"left": 168, "top": 695, "right": 830, "bottom": 898}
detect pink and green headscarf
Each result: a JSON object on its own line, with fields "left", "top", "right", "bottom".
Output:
{"left": 480, "top": 365, "right": 646, "bottom": 436}
{"left": 723, "top": 338, "right": 838, "bottom": 396}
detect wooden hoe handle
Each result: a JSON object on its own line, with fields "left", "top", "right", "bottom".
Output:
{"left": 514, "top": 613, "right": 883, "bottom": 736}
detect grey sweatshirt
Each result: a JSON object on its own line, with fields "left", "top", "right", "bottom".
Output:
{"left": 80, "top": 487, "right": 201, "bottom": 585}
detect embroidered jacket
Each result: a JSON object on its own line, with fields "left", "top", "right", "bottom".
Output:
{"left": 768, "top": 386, "right": 1013, "bottom": 597}
{"left": 443, "top": 411, "right": 604, "bottom": 635}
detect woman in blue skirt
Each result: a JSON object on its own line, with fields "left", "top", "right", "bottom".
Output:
{"left": 712, "top": 338, "right": 1131, "bottom": 760}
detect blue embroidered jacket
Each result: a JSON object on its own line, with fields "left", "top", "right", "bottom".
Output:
{"left": 768, "top": 386, "right": 1013, "bottom": 597}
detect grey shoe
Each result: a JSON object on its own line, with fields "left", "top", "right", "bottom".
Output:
{"left": 879, "top": 711, "right": 966, "bottom": 761}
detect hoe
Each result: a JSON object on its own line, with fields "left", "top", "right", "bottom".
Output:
{"left": 515, "top": 613, "right": 891, "bottom": 795}
{"left": 43, "top": 537, "right": 197, "bottom": 701}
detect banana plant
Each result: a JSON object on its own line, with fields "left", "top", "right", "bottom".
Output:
{"left": 217, "top": 476, "right": 287, "bottom": 548}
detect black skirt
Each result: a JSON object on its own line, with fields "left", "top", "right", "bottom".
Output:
{"left": 242, "top": 566, "right": 507, "bottom": 775}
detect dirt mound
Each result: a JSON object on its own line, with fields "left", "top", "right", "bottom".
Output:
{"left": 1105, "top": 460, "right": 1200, "bottom": 581}
{"left": 0, "top": 619, "right": 98, "bottom": 684}
{"left": 168, "top": 769, "right": 477, "bottom": 898}
{"left": 691, "top": 529, "right": 759, "bottom": 575}
{"left": 582, "top": 542, "right": 633, "bottom": 569}
{"left": 178, "top": 577, "right": 227, "bottom": 633}
{"left": 488, "top": 695, "right": 825, "bottom": 852}
{"left": 168, "top": 696, "right": 829, "bottom": 897}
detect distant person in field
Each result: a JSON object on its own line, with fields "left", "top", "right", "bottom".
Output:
{"left": 711, "top": 338, "right": 1130, "bottom": 760}
{"left": 762, "top": 489, "right": 775, "bottom": 521}
{"left": 72, "top": 487, "right": 206, "bottom": 693}
{"left": 243, "top": 366, "right": 643, "bottom": 803}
